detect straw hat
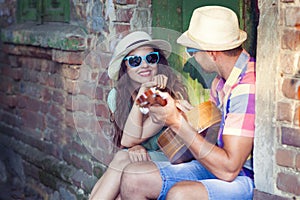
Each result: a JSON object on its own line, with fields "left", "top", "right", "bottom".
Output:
{"left": 108, "top": 31, "right": 172, "bottom": 80}
{"left": 177, "top": 6, "right": 247, "bottom": 51}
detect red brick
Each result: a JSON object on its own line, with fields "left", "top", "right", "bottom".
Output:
{"left": 95, "top": 86, "right": 104, "bottom": 101}
{"left": 22, "top": 96, "right": 39, "bottom": 112}
{"left": 52, "top": 50, "right": 85, "bottom": 65}
{"left": 115, "top": 24, "right": 130, "bottom": 35}
{"left": 277, "top": 172, "right": 300, "bottom": 195}
{"left": 49, "top": 104, "right": 65, "bottom": 121}
{"left": 281, "top": 127, "right": 300, "bottom": 148}
{"left": 253, "top": 189, "right": 290, "bottom": 200}
{"left": 8, "top": 55, "right": 20, "bottom": 68}
{"left": 40, "top": 88, "right": 52, "bottom": 102}
{"left": 52, "top": 90, "right": 65, "bottom": 105}
{"left": 0, "top": 76, "right": 14, "bottom": 94}
{"left": 2, "top": 44, "right": 52, "bottom": 59}
{"left": 282, "top": 78, "right": 298, "bottom": 99}
{"left": 277, "top": 102, "right": 292, "bottom": 122}
{"left": 61, "top": 64, "right": 80, "bottom": 80}
{"left": 98, "top": 71, "right": 110, "bottom": 85}
{"left": 21, "top": 109, "right": 45, "bottom": 130}
{"left": 70, "top": 154, "right": 93, "bottom": 175}
{"left": 37, "top": 72, "right": 50, "bottom": 86}
{"left": 19, "top": 57, "right": 42, "bottom": 71}
{"left": 281, "top": 29, "right": 300, "bottom": 51}
{"left": 276, "top": 148, "right": 295, "bottom": 168}
{"left": 53, "top": 75, "right": 64, "bottom": 89}
{"left": 296, "top": 153, "right": 300, "bottom": 171}
{"left": 40, "top": 59, "right": 59, "bottom": 74}
{"left": 95, "top": 103, "right": 109, "bottom": 119}
{"left": 116, "top": 8, "right": 133, "bottom": 22}
{"left": 281, "top": 0, "right": 294, "bottom": 2}
{"left": 0, "top": 94, "right": 17, "bottom": 109}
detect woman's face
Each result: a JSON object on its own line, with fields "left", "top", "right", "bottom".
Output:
{"left": 125, "top": 46, "right": 158, "bottom": 86}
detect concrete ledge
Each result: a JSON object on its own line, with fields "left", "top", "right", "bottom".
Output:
{"left": 1, "top": 22, "right": 88, "bottom": 51}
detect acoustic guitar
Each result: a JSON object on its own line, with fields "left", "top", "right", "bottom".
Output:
{"left": 136, "top": 88, "right": 222, "bottom": 164}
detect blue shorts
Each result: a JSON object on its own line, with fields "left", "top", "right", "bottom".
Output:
{"left": 154, "top": 160, "right": 254, "bottom": 200}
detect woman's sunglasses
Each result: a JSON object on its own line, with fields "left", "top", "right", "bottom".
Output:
{"left": 123, "top": 52, "right": 160, "bottom": 68}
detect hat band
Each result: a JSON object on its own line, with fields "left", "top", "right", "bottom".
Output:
{"left": 187, "top": 31, "right": 240, "bottom": 48}
{"left": 126, "top": 39, "right": 149, "bottom": 48}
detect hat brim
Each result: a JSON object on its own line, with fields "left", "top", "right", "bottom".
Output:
{"left": 177, "top": 30, "right": 247, "bottom": 51}
{"left": 108, "top": 40, "right": 171, "bottom": 80}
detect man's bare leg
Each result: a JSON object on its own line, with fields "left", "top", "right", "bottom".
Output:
{"left": 89, "top": 151, "right": 131, "bottom": 200}
{"left": 120, "top": 161, "right": 162, "bottom": 200}
{"left": 166, "top": 181, "right": 208, "bottom": 200}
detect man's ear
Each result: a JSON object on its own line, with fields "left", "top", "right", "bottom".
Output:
{"left": 207, "top": 51, "right": 218, "bottom": 61}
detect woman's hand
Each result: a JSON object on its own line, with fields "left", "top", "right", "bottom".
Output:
{"left": 136, "top": 74, "right": 168, "bottom": 98}
{"left": 151, "top": 74, "right": 168, "bottom": 89}
{"left": 128, "top": 145, "right": 151, "bottom": 162}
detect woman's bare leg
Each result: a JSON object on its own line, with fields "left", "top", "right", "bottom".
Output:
{"left": 90, "top": 151, "right": 131, "bottom": 200}
{"left": 120, "top": 161, "right": 162, "bottom": 200}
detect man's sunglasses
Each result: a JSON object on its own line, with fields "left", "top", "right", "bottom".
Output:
{"left": 186, "top": 47, "right": 204, "bottom": 56}
{"left": 123, "top": 52, "right": 160, "bottom": 68}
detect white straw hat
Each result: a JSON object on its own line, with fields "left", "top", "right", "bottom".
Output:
{"left": 177, "top": 6, "right": 247, "bottom": 51}
{"left": 108, "top": 31, "right": 172, "bottom": 80}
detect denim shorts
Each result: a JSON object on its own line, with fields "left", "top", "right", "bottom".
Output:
{"left": 148, "top": 151, "right": 169, "bottom": 161}
{"left": 154, "top": 160, "right": 254, "bottom": 200}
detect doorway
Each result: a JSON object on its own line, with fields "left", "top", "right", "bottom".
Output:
{"left": 152, "top": 0, "right": 259, "bottom": 105}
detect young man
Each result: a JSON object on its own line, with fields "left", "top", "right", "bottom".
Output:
{"left": 120, "top": 6, "right": 256, "bottom": 200}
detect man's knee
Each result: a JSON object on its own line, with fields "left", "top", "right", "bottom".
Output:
{"left": 166, "top": 181, "right": 208, "bottom": 200}
{"left": 166, "top": 183, "right": 185, "bottom": 200}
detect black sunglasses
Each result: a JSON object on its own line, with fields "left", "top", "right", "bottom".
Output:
{"left": 123, "top": 52, "right": 160, "bottom": 68}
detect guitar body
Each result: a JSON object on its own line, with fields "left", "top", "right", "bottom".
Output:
{"left": 158, "top": 101, "right": 222, "bottom": 164}
{"left": 157, "top": 127, "right": 194, "bottom": 164}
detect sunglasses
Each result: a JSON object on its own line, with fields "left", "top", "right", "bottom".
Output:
{"left": 123, "top": 52, "right": 160, "bottom": 68}
{"left": 186, "top": 47, "right": 205, "bottom": 56}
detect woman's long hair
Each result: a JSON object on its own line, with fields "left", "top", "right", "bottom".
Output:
{"left": 112, "top": 48, "right": 188, "bottom": 147}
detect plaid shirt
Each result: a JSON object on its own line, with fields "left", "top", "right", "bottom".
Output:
{"left": 209, "top": 50, "right": 256, "bottom": 175}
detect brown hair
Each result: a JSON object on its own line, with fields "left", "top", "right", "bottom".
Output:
{"left": 223, "top": 45, "right": 243, "bottom": 57}
{"left": 112, "top": 49, "right": 188, "bottom": 147}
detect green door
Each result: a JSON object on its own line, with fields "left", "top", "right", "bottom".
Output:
{"left": 152, "top": 0, "right": 258, "bottom": 105}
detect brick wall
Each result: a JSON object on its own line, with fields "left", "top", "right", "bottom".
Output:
{"left": 0, "top": 0, "right": 152, "bottom": 199}
{"left": 254, "top": 0, "right": 300, "bottom": 199}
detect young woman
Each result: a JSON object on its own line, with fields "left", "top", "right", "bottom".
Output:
{"left": 89, "top": 31, "right": 188, "bottom": 200}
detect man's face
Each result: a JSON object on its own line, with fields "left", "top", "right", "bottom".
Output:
{"left": 193, "top": 51, "right": 218, "bottom": 73}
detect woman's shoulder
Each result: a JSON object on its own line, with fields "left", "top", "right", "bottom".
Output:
{"left": 107, "top": 88, "right": 117, "bottom": 113}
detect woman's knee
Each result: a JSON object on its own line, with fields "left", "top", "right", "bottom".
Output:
{"left": 109, "top": 150, "right": 130, "bottom": 170}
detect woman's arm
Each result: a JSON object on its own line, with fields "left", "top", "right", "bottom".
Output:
{"left": 121, "top": 75, "right": 168, "bottom": 148}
